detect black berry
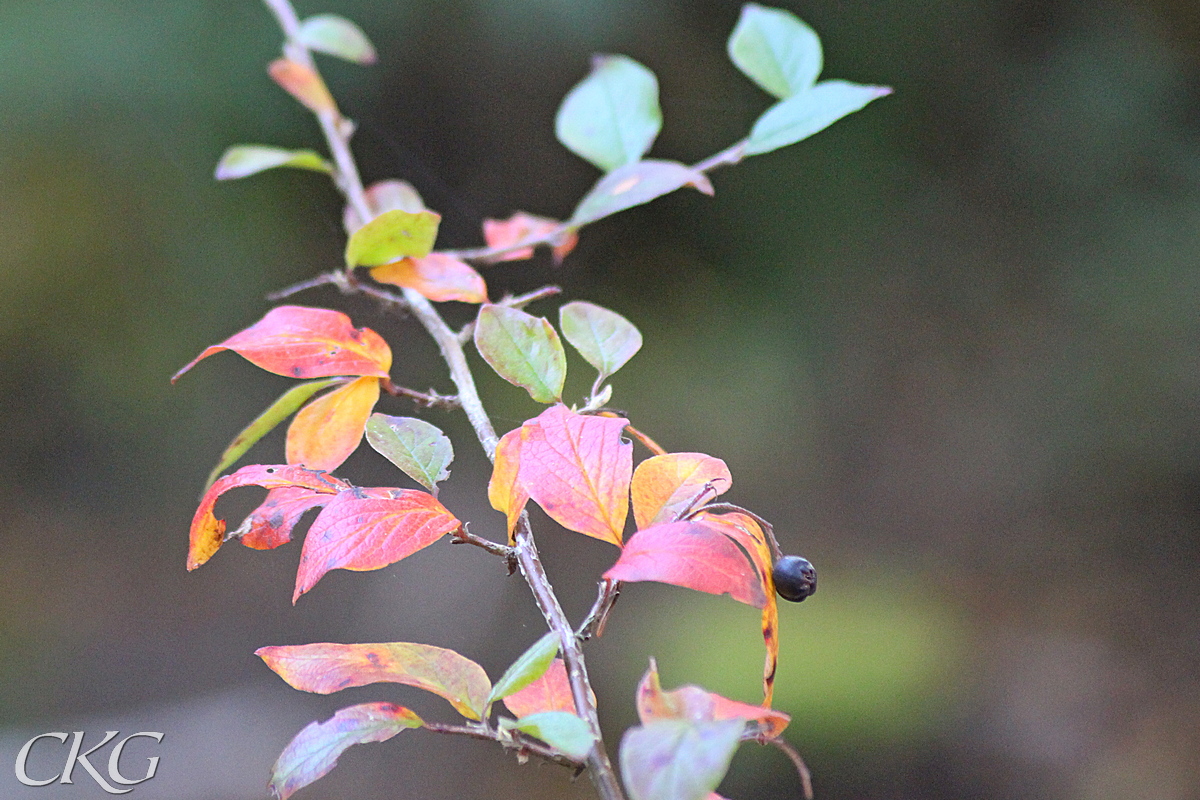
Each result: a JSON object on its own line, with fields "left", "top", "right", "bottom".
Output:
{"left": 773, "top": 555, "right": 817, "bottom": 602}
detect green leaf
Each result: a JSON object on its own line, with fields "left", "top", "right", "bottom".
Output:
{"left": 620, "top": 719, "right": 745, "bottom": 800}
{"left": 745, "top": 80, "right": 891, "bottom": 156}
{"left": 214, "top": 145, "right": 331, "bottom": 180}
{"left": 727, "top": 4, "right": 822, "bottom": 99}
{"left": 346, "top": 180, "right": 427, "bottom": 233}
{"left": 474, "top": 305, "right": 567, "bottom": 404}
{"left": 488, "top": 632, "right": 559, "bottom": 704}
{"left": 204, "top": 377, "right": 345, "bottom": 490}
{"left": 501, "top": 712, "right": 595, "bottom": 760}
{"left": 365, "top": 414, "right": 454, "bottom": 494}
{"left": 297, "top": 14, "right": 378, "bottom": 65}
{"left": 570, "top": 160, "right": 713, "bottom": 227}
{"left": 559, "top": 301, "right": 642, "bottom": 381}
{"left": 345, "top": 208, "right": 441, "bottom": 267}
{"left": 555, "top": 55, "right": 662, "bottom": 172}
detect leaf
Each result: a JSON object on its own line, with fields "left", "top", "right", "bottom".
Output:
{"left": 365, "top": 414, "right": 454, "bottom": 494}
{"left": 294, "top": 487, "right": 461, "bottom": 601}
{"left": 345, "top": 180, "right": 427, "bottom": 233}
{"left": 555, "top": 54, "right": 662, "bottom": 172}
{"left": 488, "top": 631, "right": 560, "bottom": 704}
{"left": 474, "top": 305, "right": 567, "bottom": 404}
{"left": 630, "top": 453, "right": 732, "bottom": 530}
{"left": 603, "top": 520, "right": 767, "bottom": 607}
{"left": 297, "top": 13, "right": 377, "bottom": 65}
{"left": 727, "top": 3, "right": 822, "bottom": 100}
{"left": 569, "top": 160, "right": 713, "bottom": 227}
{"left": 172, "top": 305, "right": 392, "bottom": 382}
{"left": 214, "top": 145, "right": 331, "bottom": 180}
{"left": 257, "top": 641, "right": 492, "bottom": 720}
{"left": 204, "top": 377, "right": 345, "bottom": 490}
{"left": 488, "top": 427, "right": 529, "bottom": 544}
{"left": 345, "top": 208, "right": 441, "bottom": 268}
{"left": 268, "top": 58, "right": 337, "bottom": 113}
{"left": 559, "top": 301, "right": 642, "bottom": 381}
{"left": 286, "top": 376, "right": 380, "bottom": 472}
{"left": 636, "top": 660, "right": 789, "bottom": 739}
{"left": 518, "top": 404, "right": 632, "bottom": 546}
{"left": 188, "top": 464, "right": 349, "bottom": 570}
{"left": 502, "top": 658, "right": 576, "bottom": 718}
{"left": 235, "top": 486, "right": 337, "bottom": 550}
{"left": 482, "top": 212, "right": 578, "bottom": 263}
{"left": 501, "top": 712, "right": 595, "bottom": 760}
{"left": 269, "top": 702, "right": 423, "bottom": 800}
{"left": 745, "top": 80, "right": 892, "bottom": 156}
{"left": 370, "top": 254, "right": 487, "bottom": 304}
{"left": 620, "top": 719, "right": 744, "bottom": 800}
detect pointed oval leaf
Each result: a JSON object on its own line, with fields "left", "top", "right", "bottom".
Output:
{"left": 297, "top": 13, "right": 378, "bottom": 65}
{"left": 636, "top": 661, "right": 789, "bottom": 738}
{"left": 268, "top": 58, "right": 337, "bottom": 113}
{"left": 556, "top": 54, "right": 662, "bottom": 172}
{"left": 365, "top": 414, "right": 454, "bottom": 493}
{"left": 603, "top": 520, "right": 767, "bottom": 607}
{"left": 214, "top": 145, "right": 331, "bottom": 180}
{"left": 345, "top": 180, "right": 427, "bottom": 233}
{"left": 488, "top": 427, "right": 529, "bottom": 544}
{"left": 204, "top": 377, "right": 345, "bottom": 490}
{"left": 285, "top": 376, "right": 380, "bottom": 472}
{"left": 188, "top": 464, "right": 349, "bottom": 570}
{"left": 631, "top": 453, "right": 732, "bottom": 530}
{"left": 474, "top": 305, "right": 567, "bottom": 404}
{"left": 745, "top": 80, "right": 892, "bottom": 156}
{"left": 235, "top": 486, "right": 334, "bottom": 550}
{"left": 519, "top": 405, "right": 631, "bottom": 546}
{"left": 503, "top": 658, "right": 576, "bottom": 718}
{"left": 620, "top": 719, "right": 745, "bottom": 800}
{"left": 570, "top": 160, "right": 713, "bottom": 227}
{"left": 488, "top": 631, "right": 560, "bottom": 704}
{"left": 257, "top": 641, "right": 492, "bottom": 720}
{"left": 482, "top": 212, "right": 577, "bottom": 262}
{"left": 370, "top": 254, "right": 487, "bottom": 303}
{"left": 501, "top": 712, "right": 595, "bottom": 760}
{"left": 345, "top": 208, "right": 441, "bottom": 267}
{"left": 172, "top": 305, "right": 392, "bottom": 381}
{"left": 728, "top": 4, "right": 822, "bottom": 99}
{"left": 294, "top": 488, "right": 461, "bottom": 601}
{"left": 269, "top": 702, "right": 423, "bottom": 800}
{"left": 559, "top": 301, "right": 643, "bottom": 381}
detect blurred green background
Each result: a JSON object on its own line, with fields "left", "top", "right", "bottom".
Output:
{"left": 2, "top": 0, "right": 1199, "bottom": 798}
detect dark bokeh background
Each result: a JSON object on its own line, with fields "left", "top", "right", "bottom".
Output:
{"left": 3, "top": 0, "right": 1199, "bottom": 798}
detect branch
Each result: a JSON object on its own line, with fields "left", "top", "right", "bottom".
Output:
{"left": 380, "top": 379, "right": 461, "bottom": 410}
{"left": 423, "top": 721, "right": 584, "bottom": 771}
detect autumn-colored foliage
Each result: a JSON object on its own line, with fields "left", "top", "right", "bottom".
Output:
{"left": 179, "top": 2, "right": 886, "bottom": 798}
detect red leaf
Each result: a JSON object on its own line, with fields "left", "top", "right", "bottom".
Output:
{"left": 631, "top": 453, "right": 732, "bottom": 530}
{"left": 487, "top": 427, "right": 529, "bottom": 544}
{"left": 257, "top": 641, "right": 492, "bottom": 720}
{"left": 636, "top": 660, "right": 789, "bottom": 738}
{"left": 518, "top": 405, "right": 631, "bottom": 546}
{"left": 370, "top": 253, "right": 488, "bottom": 303}
{"left": 172, "top": 305, "right": 392, "bottom": 382}
{"left": 502, "top": 658, "right": 577, "bottom": 718}
{"left": 294, "top": 488, "right": 462, "bottom": 602}
{"left": 267, "top": 58, "right": 337, "bottom": 114}
{"left": 286, "top": 376, "right": 380, "bottom": 471}
{"left": 482, "top": 212, "right": 578, "bottom": 263}
{"left": 236, "top": 486, "right": 335, "bottom": 550}
{"left": 188, "top": 464, "right": 348, "bottom": 570}
{"left": 603, "top": 520, "right": 767, "bottom": 607}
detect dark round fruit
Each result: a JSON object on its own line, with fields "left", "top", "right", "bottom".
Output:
{"left": 773, "top": 556, "right": 817, "bottom": 602}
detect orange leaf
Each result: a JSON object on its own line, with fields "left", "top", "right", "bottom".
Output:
{"left": 603, "top": 519, "right": 767, "bottom": 607}
{"left": 257, "top": 641, "right": 491, "bottom": 720}
{"left": 488, "top": 427, "right": 529, "bottom": 545}
{"left": 502, "top": 658, "right": 577, "bottom": 718}
{"left": 482, "top": 212, "right": 578, "bottom": 263}
{"left": 268, "top": 58, "right": 337, "bottom": 113}
{"left": 286, "top": 376, "right": 380, "bottom": 471}
{"left": 636, "top": 660, "right": 789, "bottom": 738}
{"left": 172, "top": 305, "right": 392, "bottom": 382}
{"left": 294, "top": 488, "right": 461, "bottom": 602}
{"left": 631, "top": 452, "right": 732, "bottom": 530}
{"left": 237, "top": 486, "right": 336, "bottom": 550}
{"left": 518, "top": 405, "right": 631, "bottom": 546}
{"left": 370, "top": 254, "right": 487, "bottom": 303}
{"left": 188, "top": 464, "right": 349, "bottom": 570}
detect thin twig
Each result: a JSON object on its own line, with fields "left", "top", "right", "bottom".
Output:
{"left": 423, "top": 721, "right": 583, "bottom": 771}
{"left": 576, "top": 579, "right": 621, "bottom": 640}
{"left": 762, "top": 736, "right": 814, "bottom": 800}
{"left": 381, "top": 379, "right": 461, "bottom": 409}
{"left": 449, "top": 526, "right": 517, "bottom": 572}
